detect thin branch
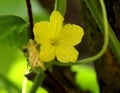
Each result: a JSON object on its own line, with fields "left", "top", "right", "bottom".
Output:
{"left": 26, "top": 0, "right": 34, "bottom": 39}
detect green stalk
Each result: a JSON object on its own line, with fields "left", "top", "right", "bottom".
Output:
{"left": 54, "top": 0, "right": 67, "bottom": 16}
{"left": 30, "top": 72, "right": 44, "bottom": 93}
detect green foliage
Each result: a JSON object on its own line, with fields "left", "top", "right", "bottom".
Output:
{"left": 0, "top": 0, "right": 49, "bottom": 93}
{"left": 7, "top": 55, "right": 47, "bottom": 93}
{"left": 0, "top": 46, "right": 25, "bottom": 93}
{"left": 0, "top": 0, "right": 49, "bottom": 22}
{"left": 0, "top": 45, "right": 48, "bottom": 93}
{"left": 0, "top": 46, "right": 18, "bottom": 74}
{"left": 0, "top": 15, "right": 29, "bottom": 47}
{"left": 0, "top": 0, "right": 27, "bottom": 17}
{"left": 0, "top": 73, "right": 21, "bottom": 93}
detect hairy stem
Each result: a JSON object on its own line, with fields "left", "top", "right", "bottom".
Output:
{"left": 30, "top": 72, "right": 44, "bottom": 93}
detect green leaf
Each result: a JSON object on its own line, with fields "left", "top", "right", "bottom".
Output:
{"left": 0, "top": 15, "right": 29, "bottom": 47}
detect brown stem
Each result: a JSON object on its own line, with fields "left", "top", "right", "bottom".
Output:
{"left": 26, "top": 0, "right": 34, "bottom": 39}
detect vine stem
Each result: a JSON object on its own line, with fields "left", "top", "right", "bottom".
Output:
{"left": 77, "top": 0, "right": 109, "bottom": 63}
{"left": 26, "top": 0, "right": 34, "bottom": 39}
{"left": 83, "top": 0, "right": 120, "bottom": 62}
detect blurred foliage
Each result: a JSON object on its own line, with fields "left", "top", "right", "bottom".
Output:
{"left": 0, "top": 0, "right": 49, "bottom": 21}
{"left": 0, "top": 0, "right": 48, "bottom": 92}
{"left": 0, "top": 0, "right": 99, "bottom": 93}
{"left": 0, "top": 45, "right": 48, "bottom": 93}
{"left": 72, "top": 65, "right": 100, "bottom": 93}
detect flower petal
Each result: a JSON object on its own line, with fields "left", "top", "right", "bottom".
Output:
{"left": 39, "top": 43, "right": 55, "bottom": 62}
{"left": 33, "top": 21, "right": 50, "bottom": 45}
{"left": 56, "top": 45, "right": 79, "bottom": 63}
{"left": 50, "top": 11, "right": 64, "bottom": 38}
{"left": 58, "top": 24, "right": 84, "bottom": 46}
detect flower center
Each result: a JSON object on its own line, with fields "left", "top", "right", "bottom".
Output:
{"left": 50, "top": 39, "right": 59, "bottom": 46}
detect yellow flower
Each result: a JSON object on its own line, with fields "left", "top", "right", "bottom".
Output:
{"left": 33, "top": 11, "right": 84, "bottom": 63}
